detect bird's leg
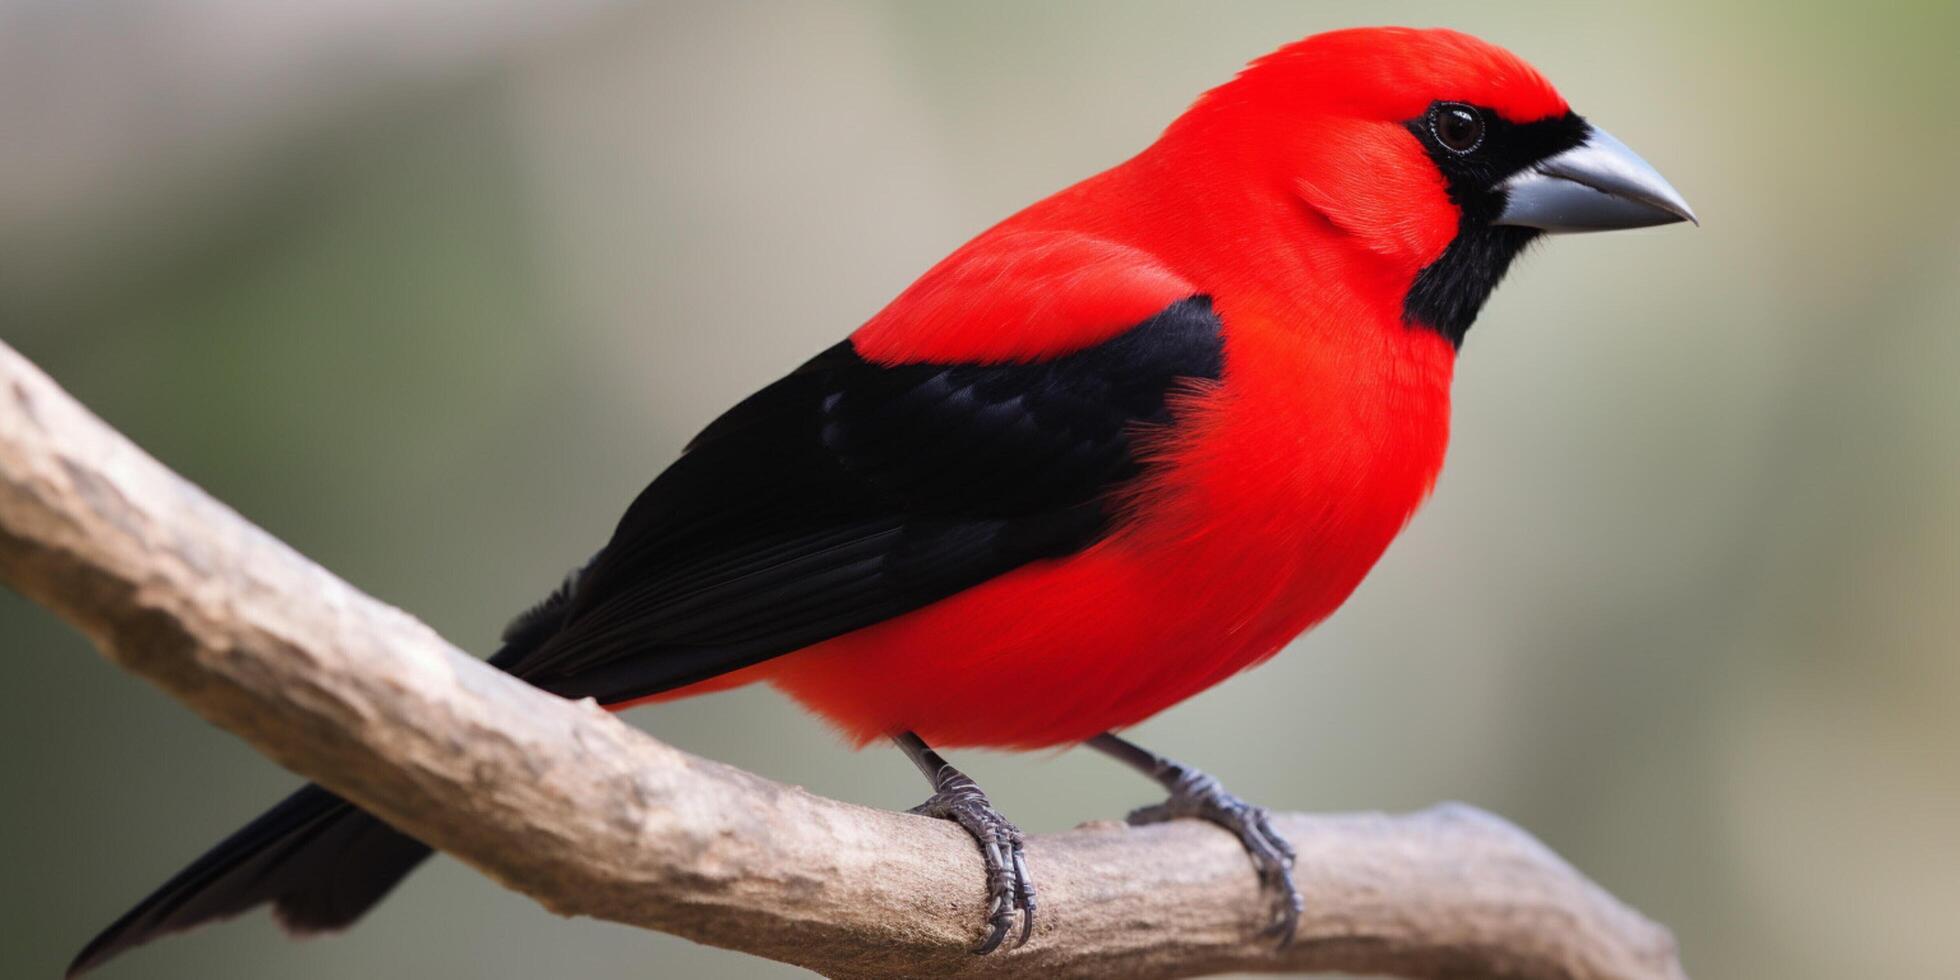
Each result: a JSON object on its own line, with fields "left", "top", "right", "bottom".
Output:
{"left": 893, "top": 731, "right": 1036, "bottom": 953}
{"left": 1085, "top": 732, "right": 1302, "bottom": 942}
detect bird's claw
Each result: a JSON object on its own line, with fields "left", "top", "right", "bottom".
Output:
{"left": 1127, "top": 767, "right": 1302, "bottom": 943}
{"left": 911, "top": 772, "right": 1038, "bottom": 953}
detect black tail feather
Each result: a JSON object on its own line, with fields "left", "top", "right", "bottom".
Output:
{"left": 68, "top": 566, "right": 591, "bottom": 977}
{"left": 66, "top": 785, "right": 432, "bottom": 977}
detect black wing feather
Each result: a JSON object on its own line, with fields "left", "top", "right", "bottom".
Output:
{"left": 67, "top": 297, "right": 1223, "bottom": 978}
{"left": 504, "top": 295, "right": 1223, "bottom": 701}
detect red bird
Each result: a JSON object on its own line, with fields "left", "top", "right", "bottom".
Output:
{"left": 69, "top": 26, "right": 1694, "bottom": 974}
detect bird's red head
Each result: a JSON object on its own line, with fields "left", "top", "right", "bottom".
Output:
{"left": 860, "top": 28, "right": 1696, "bottom": 363}
{"left": 1219, "top": 27, "right": 1569, "bottom": 125}
{"left": 1152, "top": 27, "right": 1695, "bottom": 345}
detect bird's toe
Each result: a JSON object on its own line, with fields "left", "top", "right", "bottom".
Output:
{"left": 1125, "top": 769, "right": 1303, "bottom": 945}
{"left": 912, "top": 784, "right": 1037, "bottom": 953}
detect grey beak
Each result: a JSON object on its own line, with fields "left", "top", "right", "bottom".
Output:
{"left": 1494, "top": 126, "right": 1697, "bottom": 233}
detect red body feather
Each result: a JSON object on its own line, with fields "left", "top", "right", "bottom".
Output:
{"left": 647, "top": 29, "right": 1568, "bottom": 748}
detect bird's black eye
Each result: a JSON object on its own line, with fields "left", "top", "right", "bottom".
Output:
{"left": 1430, "top": 103, "right": 1485, "bottom": 154}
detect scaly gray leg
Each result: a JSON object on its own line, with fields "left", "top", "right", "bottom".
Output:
{"left": 894, "top": 731, "right": 1036, "bottom": 953}
{"left": 1086, "top": 731, "right": 1301, "bottom": 942}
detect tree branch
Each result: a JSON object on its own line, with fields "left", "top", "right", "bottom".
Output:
{"left": 0, "top": 339, "right": 1686, "bottom": 980}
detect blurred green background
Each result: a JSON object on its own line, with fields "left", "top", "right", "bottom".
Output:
{"left": 4, "top": 1, "right": 1957, "bottom": 977}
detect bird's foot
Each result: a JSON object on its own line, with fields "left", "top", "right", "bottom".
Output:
{"left": 1127, "top": 764, "right": 1301, "bottom": 943}
{"left": 909, "top": 767, "right": 1037, "bottom": 953}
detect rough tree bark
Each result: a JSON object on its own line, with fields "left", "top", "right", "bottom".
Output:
{"left": 0, "top": 339, "right": 1686, "bottom": 980}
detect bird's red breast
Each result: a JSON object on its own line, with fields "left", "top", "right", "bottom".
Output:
{"left": 768, "top": 304, "right": 1453, "bottom": 748}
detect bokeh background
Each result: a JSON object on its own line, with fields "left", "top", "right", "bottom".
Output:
{"left": 4, "top": 1, "right": 1957, "bottom": 977}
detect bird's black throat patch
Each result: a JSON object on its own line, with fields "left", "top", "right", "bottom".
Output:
{"left": 1401, "top": 108, "right": 1589, "bottom": 347}
{"left": 1403, "top": 223, "right": 1540, "bottom": 348}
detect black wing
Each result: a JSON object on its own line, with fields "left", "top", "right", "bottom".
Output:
{"left": 65, "top": 297, "right": 1224, "bottom": 977}
{"left": 499, "top": 295, "right": 1224, "bottom": 701}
